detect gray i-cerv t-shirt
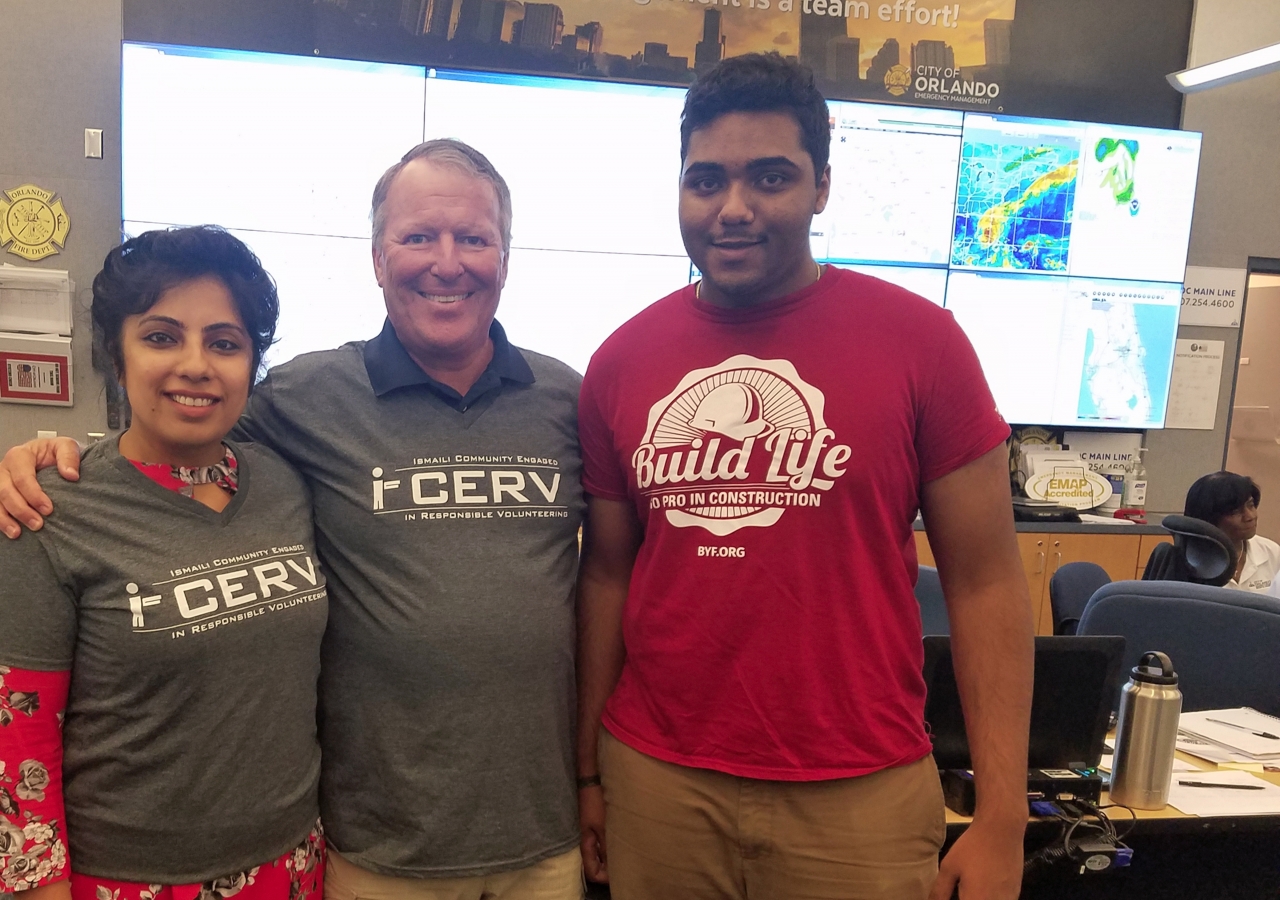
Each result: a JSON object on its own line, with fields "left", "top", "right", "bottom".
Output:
{"left": 0, "top": 439, "right": 327, "bottom": 883}
{"left": 237, "top": 338, "right": 585, "bottom": 877}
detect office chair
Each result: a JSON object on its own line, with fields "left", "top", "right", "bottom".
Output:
{"left": 915, "top": 565, "right": 949, "bottom": 636}
{"left": 1141, "top": 514, "right": 1238, "bottom": 587}
{"left": 1077, "top": 580, "right": 1280, "bottom": 715}
{"left": 1048, "top": 561, "right": 1111, "bottom": 635}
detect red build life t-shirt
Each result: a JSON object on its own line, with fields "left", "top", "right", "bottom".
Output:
{"left": 579, "top": 266, "right": 1010, "bottom": 780}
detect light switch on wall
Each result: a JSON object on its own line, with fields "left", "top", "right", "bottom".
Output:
{"left": 37, "top": 430, "right": 57, "bottom": 439}
{"left": 85, "top": 128, "right": 103, "bottom": 158}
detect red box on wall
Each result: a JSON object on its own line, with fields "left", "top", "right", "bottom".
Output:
{"left": 0, "top": 337, "right": 73, "bottom": 406}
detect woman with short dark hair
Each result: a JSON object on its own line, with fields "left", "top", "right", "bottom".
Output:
{"left": 0, "top": 226, "right": 326, "bottom": 900}
{"left": 1184, "top": 470, "right": 1280, "bottom": 591}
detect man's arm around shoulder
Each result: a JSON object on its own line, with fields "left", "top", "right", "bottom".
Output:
{"left": 0, "top": 372, "right": 281, "bottom": 538}
{"left": 921, "top": 443, "right": 1034, "bottom": 900}
{"left": 576, "top": 494, "right": 643, "bottom": 884}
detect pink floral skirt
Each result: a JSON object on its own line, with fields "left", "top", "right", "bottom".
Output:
{"left": 67, "top": 821, "right": 324, "bottom": 900}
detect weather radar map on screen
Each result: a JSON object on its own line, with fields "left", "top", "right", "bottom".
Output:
{"left": 940, "top": 114, "right": 1198, "bottom": 428}
{"left": 1074, "top": 282, "right": 1179, "bottom": 425}
{"left": 951, "top": 123, "right": 1079, "bottom": 272}
{"left": 121, "top": 43, "right": 1202, "bottom": 430}
{"left": 951, "top": 115, "right": 1201, "bottom": 284}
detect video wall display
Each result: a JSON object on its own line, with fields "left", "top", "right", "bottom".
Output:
{"left": 121, "top": 43, "right": 691, "bottom": 373}
{"left": 810, "top": 104, "right": 963, "bottom": 268}
{"left": 951, "top": 115, "right": 1202, "bottom": 283}
{"left": 121, "top": 42, "right": 1202, "bottom": 429}
{"left": 944, "top": 273, "right": 1181, "bottom": 428}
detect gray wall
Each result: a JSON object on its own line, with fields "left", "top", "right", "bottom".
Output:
{"left": 0, "top": 0, "right": 121, "bottom": 450}
{"left": 1144, "top": 0, "right": 1280, "bottom": 513}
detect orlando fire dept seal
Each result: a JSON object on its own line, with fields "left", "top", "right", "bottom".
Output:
{"left": 0, "top": 184, "right": 71, "bottom": 261}
{"left": 884, "top": 64, "right": 912, "bottom": 97}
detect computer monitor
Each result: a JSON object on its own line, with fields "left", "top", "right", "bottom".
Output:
{"left": 950, "top": 115, "right": 1201, "bottom": 283}
{"left": 943, "top": 272, "right": 1182, "bottom": 428}
{"left": 922, "top": 635, "right": 1125, "bottom": 770}
{"left": 813, "top": 102, "right": 962, "bottom": 268}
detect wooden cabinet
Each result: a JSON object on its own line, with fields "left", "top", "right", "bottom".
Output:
{"left": 913, "top": 531, "right": 1043, "bottom": 631}
{"left": 1018, "top": 534, "right": 1050, "bottom": 632}
{"left": 915, "top": 528, "right": 1153, "bottom": 635}
{"left": 915, "top": 530, "right": 935, "bottom": 567}
{"left": 1035, "top": 533, "right": 1141, "bottom": 636}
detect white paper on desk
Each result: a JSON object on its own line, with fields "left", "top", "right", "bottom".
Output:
{"left": 1100, "top": 754, "right": 1201, "bottom": 775}
{"left": 1176, "top": 732, "right": 1242, "bottom": 764}
{"left": 1164, "top": 340, "right": 1224, "bottom": 430}
{"left": 1166, "top": 770, "right": 1280, "bottom": 817}
{"left": 1180, "top": 708, "right": 1280, "bottom": 760}
{"left": 1099, "top": 754, "right": 1197, "bottom": 775}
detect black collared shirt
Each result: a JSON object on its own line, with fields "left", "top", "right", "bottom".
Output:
{"left": 362, "top": 318, "right": 535, "bottom": 411}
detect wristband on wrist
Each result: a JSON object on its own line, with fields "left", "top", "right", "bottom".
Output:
{"left": 577, "top": 774, "right": 602, "bottom": 789}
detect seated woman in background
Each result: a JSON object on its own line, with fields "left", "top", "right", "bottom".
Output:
{"left": 1184, "top": 470, "right": 1280, "bottom": 592}
{"left": 0, "top": 227, "right": 326, "bottom": 899}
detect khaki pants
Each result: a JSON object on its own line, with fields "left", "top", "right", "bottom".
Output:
{"left": 324, "top": 846, "right": 583, "bottom": 900}
{"left": 599, "top": 731, "right": 946, "bottom": 900}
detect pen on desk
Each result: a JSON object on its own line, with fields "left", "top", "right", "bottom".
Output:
{"left": 1204, "top": 718, "right": 1279, "bottom": 740}
{"left": 1177, "top": 781, "right": 1267, "bottom": 790}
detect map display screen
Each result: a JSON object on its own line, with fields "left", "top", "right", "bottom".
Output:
{"left": 812, "top": 102, "right": 962, "bottom": 267}
{"left": 951, "top": 117, "right": 1080, "bottom": 273}
{"left": 943, "top": 114, "right": 1198, "bottom": 427}
{"left": 950, "top": 115, "right": 1201, "bottom": 283}
{"left": 1068, "top": 123, "right": 1202, "bottom": 283}
{"left": 945, "top": 272, "right": 1182, "bottom": 428}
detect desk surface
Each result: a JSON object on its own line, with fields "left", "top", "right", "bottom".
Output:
{"left": 945, "top": 753, "right": 1280, "bottom": 835}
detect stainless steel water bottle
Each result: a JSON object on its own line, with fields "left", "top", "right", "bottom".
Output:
{"left": 1109, "top": 650, "right": 1182, "bottom": 809}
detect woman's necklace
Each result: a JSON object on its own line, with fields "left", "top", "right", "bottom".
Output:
{"left": 131, "top": 444, "right": 239, "bottom": 498}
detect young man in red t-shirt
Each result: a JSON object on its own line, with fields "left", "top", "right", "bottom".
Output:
{"left": 575, "top": 53, "right": 1034, "bottom": 900}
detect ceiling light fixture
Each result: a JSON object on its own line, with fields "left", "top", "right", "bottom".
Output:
{"left": 1167, "top": 41, "right": 1280, "bottom": 93}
